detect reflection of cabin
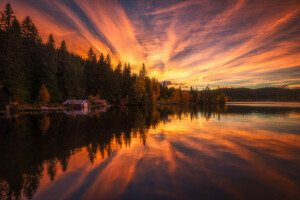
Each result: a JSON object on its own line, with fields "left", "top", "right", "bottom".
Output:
{"left": 63, "top": 108, "right": 90, "bottom": 115}
{"left": 91, "top": 97, "right": 110, "bottom": 107}
{"left": 63, "top": 100, "right": 90, "bottom": 109}
{"left": 0, "top": 85, "right": 11, "bottom": 114}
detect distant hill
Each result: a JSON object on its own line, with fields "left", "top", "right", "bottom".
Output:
{"left": 219, "top": 87, "right": 300, "bottom": 102}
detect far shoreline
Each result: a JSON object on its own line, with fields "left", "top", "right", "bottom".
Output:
{"left": 227, "top": 102, "right": 300, "bottom": 107}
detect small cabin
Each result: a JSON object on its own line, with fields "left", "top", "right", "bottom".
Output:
{"left": 63, "top": 100, "right": 90, "bottom": 109}
{"left": 0, "top": 85, "right": 11, "bottom": 114}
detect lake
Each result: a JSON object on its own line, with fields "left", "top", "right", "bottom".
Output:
{"left": 1, "top": 103, "right": 300, "bottom": 200}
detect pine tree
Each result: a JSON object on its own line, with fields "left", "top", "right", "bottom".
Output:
{"left": 0, "top": 3, "right": 14, "bottom": 30}
{"left": 21, "top": 16, "right": 42, "bottom": 101}
{"left": 97, "top": 53, "right": 106, "bottom": 97}
{"left": 139, "top": 63, "right": 147, "bottom": 79}
{"left": 112, "top": 62, "right": 122, "bottom": 103}
{"left": 21, "top": 16, "right": 40, "bottom": 45}
{"left": 45, "top": 34, "right": 60, "bottom": 102}
{"left": 85, "top": 47, "right": 97, "bottom": 95}
{"left": 9, "top": 18, "right": 29, "bottom": 102}
{"left": 57, "top": 41, "right": 71, "bottom": 100}
{"left": 122, "top": 63, "right": 134, "bottom": 99}
{"left": 103, "top": 54, "right": 114, "bottom": 101}
{"left": 46, "top": 34, "right": 55, "bottom": 49}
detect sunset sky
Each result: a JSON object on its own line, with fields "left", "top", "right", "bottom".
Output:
{"left": 1, "top": 0, "right": 300, "bottom": 89}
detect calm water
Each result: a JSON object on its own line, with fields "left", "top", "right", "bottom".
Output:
{"left": 1, "top": 103, "right": 300, "bottom": 200}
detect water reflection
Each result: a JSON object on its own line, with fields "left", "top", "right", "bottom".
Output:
{"left": 0, "top": 105, "right": 300, "bottom": 199}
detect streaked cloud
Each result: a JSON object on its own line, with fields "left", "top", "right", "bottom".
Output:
{"left": 2, "top": 0, "right": 300, "bottom": 88}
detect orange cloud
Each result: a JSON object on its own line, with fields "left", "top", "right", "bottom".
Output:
{"left": 3, "top": 0, "right": 300, "bottom": 88}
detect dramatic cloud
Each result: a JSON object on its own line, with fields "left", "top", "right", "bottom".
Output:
{"left": 2, "top": 0, "right": 300, "bottom": 88}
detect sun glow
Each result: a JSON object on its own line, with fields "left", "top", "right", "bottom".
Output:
{"left": 4, "top": 0, "right": 300, "bottom": 88}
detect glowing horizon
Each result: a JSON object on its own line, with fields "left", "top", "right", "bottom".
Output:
{"left": 2, "top": 0, "right": 300, "bottom": 89}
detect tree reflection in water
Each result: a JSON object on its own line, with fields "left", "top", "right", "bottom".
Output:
{"left": 0, "top": 105, "right": 299, "bottom": 199}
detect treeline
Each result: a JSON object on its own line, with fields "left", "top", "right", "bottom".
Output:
{"left": 159, "top": 84, "right": 227, "bottom": 104}
{"left": 220, "top": 87, "right": 300, "bottom": 102}
{"left": 0, "top": 4, "right": 226, "bottom": 105}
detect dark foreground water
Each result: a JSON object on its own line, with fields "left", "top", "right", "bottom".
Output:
{"left": 1, "top": 103, "right": 300, "bottom": 200}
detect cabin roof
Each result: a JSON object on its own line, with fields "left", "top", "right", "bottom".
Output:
{"left": 63, "top": 100, "right": 89, "bottom": 105}
{"left": 0, "top": 85, "right": 11, "bottom": 95}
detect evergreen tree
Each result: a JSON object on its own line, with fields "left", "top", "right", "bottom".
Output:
{"left": 21, "top": 16, "right": 40, "bottom": 45}
{"left": 139, "top": 63, "right": 147, "bottom": 79}
{"left": 46, "top": 34, "right": 55, "bottom": 49}
{"left": 112, "top": 62, "right": 122, "bottom": 103}
{"left": 103, "top": 54, "right": 114, "bottom": 101}
{"left": 85, "top": 47, "right": 97, "bottom": 96}
{"left": 0, "top": 3, "right": 14, "bottom": 30}
{"left": 122, "top": 63, "right": 134, "bottom": 100}
{"left": 44, "top": 34, "right": 60, "bottom": 102}
{"left": 21, "top": 15, "right": 42, "bottom": 101}
{"left": 57, "top": 41, "right": 71, "bottom": 100}
{"left": 9, "top": 18, "right": 29, "bottom": 102}
{"left": 96, "top": 53, "right": 106, "bottom": 97}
